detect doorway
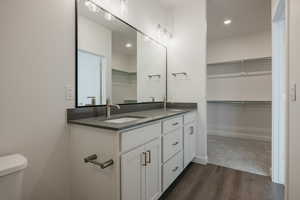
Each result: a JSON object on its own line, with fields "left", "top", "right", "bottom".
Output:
{"left": 206, "top": 0, "right": 286, "bottom": 186}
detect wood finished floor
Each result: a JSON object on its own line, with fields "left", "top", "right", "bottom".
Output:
{"left": 160, "top": 163, "right": 284, "bottom": 200}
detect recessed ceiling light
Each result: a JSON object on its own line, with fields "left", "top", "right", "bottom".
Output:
{"left": 125, "top": 43, "right": 132, "bottom": 48}
{"left": 224, "top": 19, "right": 232, "bottom": 25}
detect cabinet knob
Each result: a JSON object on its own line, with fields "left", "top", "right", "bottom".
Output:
{"left": 190, "top": 126, "right": 194, "bottom": 135}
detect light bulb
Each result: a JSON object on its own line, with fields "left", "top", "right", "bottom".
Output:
{"left": 120, "top": 0, "right": 128, "bottom": 15}
{"left": 125, "top": 43, "right": 132, "bottom": 48}
{"left": 157, "top": 24, "right": 163, "bottom": 39}
{"left": 224, "top": 19, "right": 232, "bottom": 25}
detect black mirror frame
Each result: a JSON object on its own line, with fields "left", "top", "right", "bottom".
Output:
{"left": 75, "top": 0, "right": 168, "bottom": 108}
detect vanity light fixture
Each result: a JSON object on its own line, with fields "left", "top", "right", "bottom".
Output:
{"left": 120, "top": 0, "right": 128, "bottom": 14}
{"left": 125, "top": 43, "right": 132, "bottom": 48}
{"left": 157, "top": 24, "right": 163, "bottom": 38}
{"left": 157, "top": 24, "right": 173, "bottom": 41}
{"left": 224, "top": 19, "right": 232, "bottom": 25}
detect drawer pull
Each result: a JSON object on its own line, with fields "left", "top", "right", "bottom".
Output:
{"left": 190, "top": 126, "right": 194, "bottom": 135}
{"left": 83, "top": 154, "right": 114, "bottom": 169}
{"left": 142, "top": 152, "right": 147, "bottom": 166}
{"left": 146, "top": 150, "right": 151, "bottom": 164}
{"left": 172, "top": 141, "right": 179, "bottom": 146}
{"left": 172, "top": 122, "right": 179, "bottom": 126}
{"left": 172, "top": 166, "right": 179, "bottom": 172}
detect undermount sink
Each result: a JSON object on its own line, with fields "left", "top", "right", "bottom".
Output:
{"left": 104, "top": 116, "right": 145, "bottom": 124}
{"left": 167, "top": 109, "right": 183, "bottom": 112}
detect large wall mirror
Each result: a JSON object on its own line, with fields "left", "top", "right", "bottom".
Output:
{"left": 76, "top": 0, "right": 167, "bottom": 107}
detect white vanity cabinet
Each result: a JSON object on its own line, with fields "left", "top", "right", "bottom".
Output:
{"left": 121, "top": 138, "right": 161, "bottom": 200}
{"left": 70, "top": 121, "right": 162, "bottom": 200}
{"left": 183, "top": 112, "right": 197, "bottom": 168}
{"left": 161, "top": 116, "right": 184, "bottom": 191}
{"left": 69, "top": 111, "right": 197, "bottom": 200}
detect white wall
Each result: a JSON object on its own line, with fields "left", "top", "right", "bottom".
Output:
{"left": 0, "top": 1, "right": 74, "bottom": 199}
{"left": 168, "top": 0, "right": 207, "bottom": 164}
{"left": 207, "top": 31, "right": 272, "bottom": 64}
{"left": 0, "top": 1, "right": 171, "bottom": 200}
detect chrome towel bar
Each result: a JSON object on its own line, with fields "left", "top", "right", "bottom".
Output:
{"left": 84, "top": 154, "right": 114, "bottom": 169}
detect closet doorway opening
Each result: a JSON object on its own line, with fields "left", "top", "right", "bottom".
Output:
{"left": 206, "top": 0, "right": 286, "bottom": 187}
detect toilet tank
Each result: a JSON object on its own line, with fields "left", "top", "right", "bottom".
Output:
{"left": 0, "top": 154, "right": 28, "bottom": 200}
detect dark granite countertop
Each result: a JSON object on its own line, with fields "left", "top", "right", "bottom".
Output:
{"left": 68, "top": 108, "right": 196, "bottom": 131}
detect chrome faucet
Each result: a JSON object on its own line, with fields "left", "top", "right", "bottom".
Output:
{"left": 106, "top": 98, "right": 120, "bottom": 119}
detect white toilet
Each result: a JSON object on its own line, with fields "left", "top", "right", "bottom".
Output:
{"left": 0, "top": 154, "right": 28, "bottom": 200}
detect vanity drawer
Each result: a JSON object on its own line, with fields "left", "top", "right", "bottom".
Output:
{"left": 163, "top": 116, "right": 183, "bottom": 134}
{"left": 121, "top": 122, "right": 161, "bottom": 152}
{"left": 163, "top": 151, "right": 183, "bottom": 191}
{"left": 162, "top": 129, "right": 183, "bottom": 163}
{"left": 184, "top": 111, "right": 197, "bottom": 125}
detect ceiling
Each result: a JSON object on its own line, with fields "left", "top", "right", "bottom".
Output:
{"left": 160, "top": 0, "right": 271, "bottom": 41}
{"left": 159, "top": 0, "right": 181, "bottom": 8}
{"left": 207, "top": 0, "right": 271, "bottom": 41}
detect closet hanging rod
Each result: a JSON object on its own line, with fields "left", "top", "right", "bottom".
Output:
{"left": 207, "top": 56, "right": 272, "bottom": 65}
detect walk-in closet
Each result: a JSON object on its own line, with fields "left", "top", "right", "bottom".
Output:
{"left": 207, "top": 0, "right": 272, "bottom": 176}
{"left": 207, "top": 58, "right": 272, "bottom": 175}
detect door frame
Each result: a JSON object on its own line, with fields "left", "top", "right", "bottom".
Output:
{"left": 272, "top": 0, "right": 287, "bottom": 185}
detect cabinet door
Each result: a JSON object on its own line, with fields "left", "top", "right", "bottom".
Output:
{"left": 121, "top": 146, "right": 146, "bottom": 200}
{"left": 144, "top": 139, "right": 161, "bottom": 200}
{"left": 184, "top": 123, "right": 196, "bottom": 168}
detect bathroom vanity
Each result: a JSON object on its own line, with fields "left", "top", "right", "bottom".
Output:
{"left": 68, "top": 109, "right": 197, "bottom": 200}
{"left": 70, "top": 1, "right": 197, "bottom": 199}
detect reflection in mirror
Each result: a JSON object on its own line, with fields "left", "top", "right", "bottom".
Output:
{"left": 78, "top": 50, "right": 105, "bottom": 106}
{"left": 76, "top": 0, "right": 166, "bottom": 107}
{"left": 137, "top": 33, "right": 166, "bottom": 103}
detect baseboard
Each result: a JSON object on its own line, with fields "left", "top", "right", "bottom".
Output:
{"left": 193, "top": 156, "right": 208, "bottom": 165}
{"left": 208, "top": 129, "right": 271, "bottom": 142}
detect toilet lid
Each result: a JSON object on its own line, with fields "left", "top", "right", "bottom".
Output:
{"left": 0, "top": 154, "right": 28, "bottom": 177}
